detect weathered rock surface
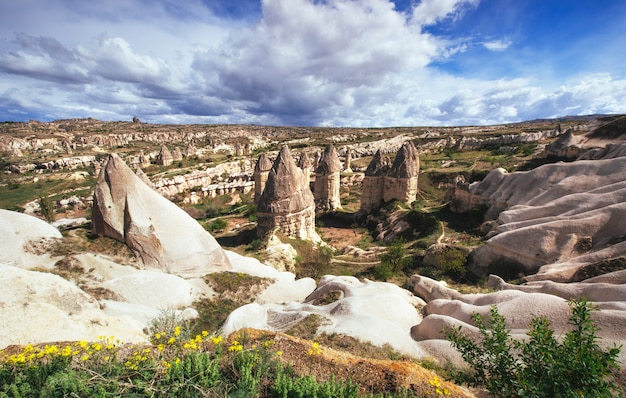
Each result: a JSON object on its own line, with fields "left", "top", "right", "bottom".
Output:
{"left": 91, "top": 153, "right": 231, "bottom": 277}
{"left": 155, "top": 145, "right": 173, "bottom": 166}
{"left": 257, "top": 145, "right": 320, "bottom": 242}
{"left": 360, "top": 142, "right": 419, "bottom": 213}
{"left": 450, "top": 157, "right": 626, "bottom": 278}
{"left": 314, "top": 144, "right": 342, "bottom": 211}
{"left": 360, "top": 149, "right": 390, "bottom": 212}
{"left": 0, "top": 209, "right": 61, "bottom": 269}
{"left": 384, "top": 141, "right": 420, "bottom": 204}
{"left": 253, "top": 153, "right": 273, "bottom": 203}
{"left": 222, "top": 275, "right": 427, "bottom": 357}
{"left": 0, "top": 263, "right": 147, "bottom": 349}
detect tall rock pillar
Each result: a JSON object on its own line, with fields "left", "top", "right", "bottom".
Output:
{"left": 359, "top": 149, "right": 390, "bottom": 213}
{"left": 314, "top": 144, "right": 342, "bottom": 211}
{"left": 257, "top": 146, "right": 320, "bottom": 242}
{"left": 383, "top": 141, "right": 420, "bottom": 204}
{"left": 253, "top": 153, "right": 273, "bottom": 203}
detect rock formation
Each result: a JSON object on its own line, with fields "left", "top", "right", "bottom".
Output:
{"left": 450, "top": 156, "right": 626, "bottom": 280}
{"left": 314, "top": 144, "right": 342, "bottom": 211}
{"left": 138, "top": 151, "right": 151, "bottom": 168}
{"left": 383, "top": 141, "right": 420, "bottom": 204}
{"left": 257, "top": 145, "right": 320, "bottom": 242}
{"left": 253, "top": 153, "right": 273, "bottom": 203}
{"left": 543, "top": 128, "right": 581, "bottom": 159}
{"left": 297, "top": 151, "right": 312, "bottom": 187}
{"left": 155, "top": 145, "right": 173, "bottom": 166}
{"left": 91, "top": 153, "right": 231, "bottom": 277}
{"left": 360, "top": 149, "right": 390, "bottom": 213}
{"left": 343, "top": 147, "right": 353, "bottom": 172}
{"left": 184, "top": 142, "right": 198, "bottom": 157}
{"left": 359, "top": 142, "right": 419, "bottom": 213}
{"left": 171, "top": 146, "right": 183, "bottom": 162}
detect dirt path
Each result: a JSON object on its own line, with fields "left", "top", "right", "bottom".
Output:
{"left": 436, "top": 221, "right": 445, "bottom": 244}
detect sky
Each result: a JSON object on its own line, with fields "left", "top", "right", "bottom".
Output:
{"left": 1, "top": 0, "right": 625, "bottom": 127}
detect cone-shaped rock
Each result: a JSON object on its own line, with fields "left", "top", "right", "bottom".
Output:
{"left": 360, "top": 149, "right": 390, "bottom": 212}
{"left": 171, "top": 147, "right": 183, "bottom": 162}
{"left": 91, "top": 153, "right": 231, "bottom": 277}
{"left": 298, "top": 151, "right": 312, "bottom": 187}
{"left": 257, "top": 146, "right": 320, "bottom": 242}
{"left": 383, "top": 141, "right": 419, "bottom": 204}
{"left": 314, "top": 144, "right": 342, "bottom": 211}
{"left": 253, "top": 153, "right": 273, "bottom": 203}
{"left": 156, "top": 145, "right": 173, "bottom": 166}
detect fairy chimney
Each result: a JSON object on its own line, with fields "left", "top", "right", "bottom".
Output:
{"left": 257, "top": 145, "right": 320, "bottom": 242}
{"left": 184, "top": 142, "right": 198, "bottom": 158}
{"left": 314, "top": 144, "right": 342, "bottom": 211}
{"left": 156, "top": 145, "right": 173, "bottom": 166}
{"left": 383, "top": 141, "right": 420, "bottom": 204}
{"left": 171, "top": 147, "right": 183, "bottom": 162}
{"left": 253, "top": 153, "right": 273, "bottom": 203}
{"left": 298, "top": 151, "right": 312, "bottom": 187}
{"left": 343, "top": 147, "right": 353, "bottom": 172}
{"left": 359, "top": 149, "right": 390, "bottom": 212}
{"left": 138, "top": 151, "right": 151, "bottom": 168}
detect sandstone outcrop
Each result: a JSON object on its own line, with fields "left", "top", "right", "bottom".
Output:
{"left": 253, "top": 153, "right": 273, "bottom": 203}
{"left": 91, "top": 153, "right": 231, "bottom": 277}
{"left": 257, "top": 145, "right": 320, "bottom": 242}
{"left": 314, "top": 144, "right": 342, "bottom": 211}
{"left": 542, "top": 128, "right": 581, "bottom": 159}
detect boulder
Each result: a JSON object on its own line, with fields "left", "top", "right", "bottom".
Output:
{"left": 91, "top": 153, "right": 231, "bottom": 277}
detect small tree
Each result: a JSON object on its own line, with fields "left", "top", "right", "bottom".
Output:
{"left": 445, "top": 299, "right": 621, "bottom": 398}
{"left": 38, "top": 194, "right": 56, "bottom": 223}
{"left": 373, "top": 239, "right": 411, "bottom": 281}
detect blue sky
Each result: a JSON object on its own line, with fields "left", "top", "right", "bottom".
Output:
{"left": 0, "top": 0, "right": 625, "bottom": 126}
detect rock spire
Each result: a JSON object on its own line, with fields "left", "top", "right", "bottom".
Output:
{"left": 257, "top": 145, "right": 320, "bottom": 242}
{"left": 253, "top": 153, "right": 273, "bottom": 203}
{"left": 314, "top": 144, "right": 342, "bottom": 211}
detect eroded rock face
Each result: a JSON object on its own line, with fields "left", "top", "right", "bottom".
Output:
{"left": 360, "top": 142, "right": 419, "bottom": 213}
{"left": 91, "top": 153, "right": 231, "bottom": 277}
{"left": 314, "top": 144, "right": 342, "bottom": 211}
{"left": 257, "top": 145, "right": 320, "bottom": 242}
{"left": 360, "top": 149, "right": 390, "bottom": 212}
{"left": 253, "top": 153, "right": 273, "bottom": 203}
{"left": 156, "top": 145, "right": 173, "bottom": 166}
{"left": 384, "top": 141, "right": 420, "bottom": 204}
{"left": 451, "top": 157, "right": 626, "bottom": 279}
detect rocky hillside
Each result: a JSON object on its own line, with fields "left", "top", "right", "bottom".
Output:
{"left": 2, "top": 115, "right": 626, "bottom": 395}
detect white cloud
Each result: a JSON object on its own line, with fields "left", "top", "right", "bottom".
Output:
{"left": 483, "top": 39, "right": 512, "bottom": 51}
{"left": 0, "top": 0, "right": 625, "bottom": 125}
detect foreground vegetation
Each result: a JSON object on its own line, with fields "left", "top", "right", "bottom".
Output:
{"left": 445, "top": 300, "right": 622, "bottom": 398}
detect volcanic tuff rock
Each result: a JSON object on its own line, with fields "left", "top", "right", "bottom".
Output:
{"left": 359, "top": 142, "right": 420, "bottom": 213}
{"left": 257, "top": 145, "right": 320, "bottom": 242}
{"left": 253, "top": 153, "right": 273, "bottom": 203}
{"left": 314, "top": 144, "right": 342, "bottom": 211}
{"left": 360, "top": 149, "right": 390, "bottom": 212}
{"left": 450, "top": 156, "right": 626, "bottom": 279}
{"left": 91, "top": 153, "right": 231, "bottom": 277}
{"left": 155, "top": 145, "right": 173, "bottom": 166}
{"left": 297, "top": 151, "right": 312, "bottom": 187}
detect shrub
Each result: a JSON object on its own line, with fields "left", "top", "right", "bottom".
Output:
{"left": 373, "top": 239, "right": 411, "bottom": 281}
{"left": 444, "top": 299, "right": 621, "bottom": 398}
{"left": 38, "top": 194, "right": 56, "bottom": 223}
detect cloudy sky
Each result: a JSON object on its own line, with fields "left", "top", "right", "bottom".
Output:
{"left": 1, "top": 0, "right": 625, "bottom": 126}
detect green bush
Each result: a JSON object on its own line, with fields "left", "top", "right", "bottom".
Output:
{"left": 373, "top": 239, "right": 411, "bottom": 281}
{"left": 444, "top": 299, "right": 621, "bottom": 398}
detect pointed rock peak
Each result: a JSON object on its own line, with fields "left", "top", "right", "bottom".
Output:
{"left": 298, "top": 151, "right": 311, "bottom": 169}
{"left": 259, "top": 145, "right": 306, "bottom": 205}
{"left": 255, "top": 153, "right": 273, "bottom": 172}
{"left": 365, "top": 149, "right": 390, "bottom": 176}
{"left": 389, "top": 141, "right": 420, "bottom": 178}
{"left": 159, "top": 145, "right": 171, "bottom": 155}
{"left": 91, "top": 153, "right": 230, "bottom": 276}
{"left": 316, "top": 144, "right": 342, "bottom": 174}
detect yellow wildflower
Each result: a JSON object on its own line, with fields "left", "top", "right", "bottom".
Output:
{"left": 210, "top": 335, "right": 223, "bottom": 345}
{"left": 174, "top": 326, "right": 181, "bottom": 336}
{"left": 308, "top": 342, "right": 322, "bottom": 356}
